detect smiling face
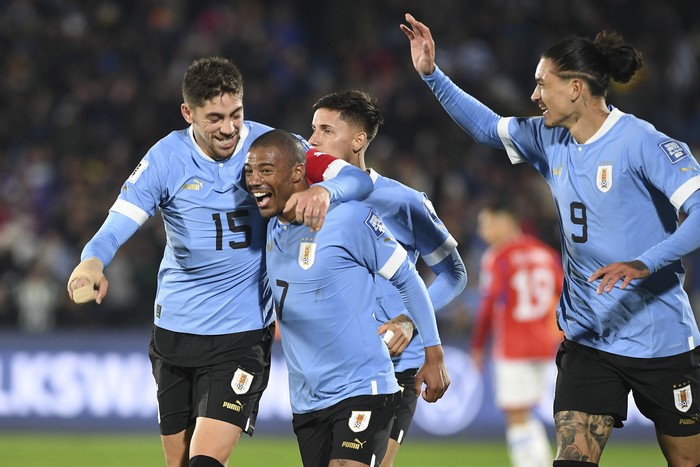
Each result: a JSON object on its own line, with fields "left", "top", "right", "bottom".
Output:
{"left": 530, "top": 58, "right": 579, "bottom": 129}
{"left": 181, "top": 92, "right": 243, "bottom": 160}
{"left": 244, "top": 144, "right": 304, "bottom": 219}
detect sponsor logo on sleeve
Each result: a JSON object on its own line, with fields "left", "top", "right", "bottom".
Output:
{"left": 660, "top": 140, "right": 690, "bottom": 164}
{"left": 127, "top": 160, "right": 149, "bottom": 183}
{"left": 364, "top": 211, "right": 385, "bottom": 239}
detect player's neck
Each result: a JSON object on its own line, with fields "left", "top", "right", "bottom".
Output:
{"left": 568, "top": 99, "right": 609, "bottom": 144}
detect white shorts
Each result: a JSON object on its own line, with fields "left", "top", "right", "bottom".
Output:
{"left": 493, "top": 358, "right": 552, "bottom": 410}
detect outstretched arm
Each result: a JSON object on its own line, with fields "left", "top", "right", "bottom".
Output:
{"left": 399, "top": 13, "right": 436, "bottom": 76}
{"left": 401, "top": 14, "right": 505, "bottom": 149}
{"left": 67, "top": 211, "right": 139, "bottom": 304}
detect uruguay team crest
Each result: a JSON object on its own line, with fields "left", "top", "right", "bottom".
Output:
{"left": 349, "top": 410, "right": 372, "bottom": 433}
{"left": 596, "top": 164, "right": 613, "bottom": 193}
{"left": 231, "top": 368, "right": 254, "bottom": 395}
{"left": 298, "top": 241, "right": 317, "bottom": 270}
{"left": 673, "top": 383, "right": 693, "bottom": 413}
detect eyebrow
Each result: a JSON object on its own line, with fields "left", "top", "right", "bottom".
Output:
{"left": 205, "top": 106, "right": 243, "bottom": 118}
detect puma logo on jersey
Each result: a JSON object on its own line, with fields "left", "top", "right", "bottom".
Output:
{"left": 181, "top": 179, "right": 204, "bottom": 190}
{"left": 341, "top": 439, "right": 367, "bottom": 450}
{"left": 222, "top": 400, "right": 245, "bottom": 412}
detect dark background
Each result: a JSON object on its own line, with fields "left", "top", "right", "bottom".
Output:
{"left": 2, "top": 0, "right": 699, "bottom": 334}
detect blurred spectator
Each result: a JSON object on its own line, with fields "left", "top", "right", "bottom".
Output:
{"left": 1, "top": 0, "right": 699, "bottom": 336}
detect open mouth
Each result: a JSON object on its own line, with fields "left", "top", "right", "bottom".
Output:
{"left": 252, "top": 191, "right": 272, "bottom": 208}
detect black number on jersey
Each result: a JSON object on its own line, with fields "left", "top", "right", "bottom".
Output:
{"left": 212, "top": 210, "right": 252, "bottom": 250}
{"left": 275, "top": 279, "right": 289, "bottom": 321}
{"left": 570, "top": 201, "right": 588, "bottom": 243}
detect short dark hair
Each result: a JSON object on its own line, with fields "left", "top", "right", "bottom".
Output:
{"left": 182, "top": 57, "right": 244, "bottom": 107}
{"left": 312, "top": 90, "right": 384, "bottom": 142}
{"left": 481, "top": 195, "right": 520, "bottom": 219}
{"left": 249, "top": 129, "right": 306, "bottom": 166}
{"left": 542, "top": 31, "right": 643, "bottom": 97}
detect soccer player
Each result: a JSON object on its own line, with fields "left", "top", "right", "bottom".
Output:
{"left": 66, "top": 57, "right": 373, "bottom": 467}
{"left": 244, "top": 129, "right": 450, "bottom": 467}
{"left": 401, "top": 13, "right": 700, "bottom": 467}
{"left": 472, "top": 197, "right": 563, "bottom": 467}
{"left": 308, "top": 90, "right": 467, "bottom": 467}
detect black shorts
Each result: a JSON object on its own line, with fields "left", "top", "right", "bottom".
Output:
{"left": 554, "top": 339, "right": 700, "bottom": 436}
{"left": 149, "top": 323, "right": 274, "bottom": 436}
{"left": 390, "top": 369, "right": 418, "bottom": 443}
{"left": 292, "top": 392, "right": 401, "bottom": 467}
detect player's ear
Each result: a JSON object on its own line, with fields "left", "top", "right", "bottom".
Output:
{"left": 570, "top": 78, "right": 584, "bottom": 102}
{"left": 181, "top": 103, "right": 194, "bottom": 124}
{"left": 291, "top": 163, "right": 305, "bottom": 183}
{"left": 353, "top": 131, "right": 367, "bottom": 153}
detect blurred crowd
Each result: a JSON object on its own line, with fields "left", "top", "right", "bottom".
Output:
{"left": 2, "top": 0, "right": 700, "bottom": 335}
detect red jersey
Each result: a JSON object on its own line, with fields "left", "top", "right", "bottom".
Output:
{"left": 472, "top": 234, "right": 563, "bottom": 359}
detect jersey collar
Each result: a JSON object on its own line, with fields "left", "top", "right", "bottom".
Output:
{"left": 585, "top": 107, "right": 625, "bottom": 145}
{"left": 367, "top": 167, "right": 381, "bottom": 185}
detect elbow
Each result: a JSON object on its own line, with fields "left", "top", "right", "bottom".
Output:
{"left": 456, "top": 263, "right": 468, "bottom": 292}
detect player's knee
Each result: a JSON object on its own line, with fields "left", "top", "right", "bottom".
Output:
{"left": 189, "top": 455, "right": 224, "bottom": 467}
{"left": 553, "top": 461, "right": 598, "bottom": 466}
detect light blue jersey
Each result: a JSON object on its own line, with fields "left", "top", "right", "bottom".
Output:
{"left": 366, "top": 169, "right": 458, "bottom": 371}
{"left": 110, "top": 122, "right": 274, "bottom": 334}
{"left": 425, "top": 66, "right": 700, "bottom": 358}
{"left": 83, "top": 120, "right": 371, "bottom": 335}
{"left": 265, "top": 200, "right": 438, "bottom": 413}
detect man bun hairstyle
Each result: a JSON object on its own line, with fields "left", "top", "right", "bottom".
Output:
{"left": 542, "top": 31, "right": 643, "bottom": 97}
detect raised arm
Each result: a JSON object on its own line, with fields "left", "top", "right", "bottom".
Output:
{"left": 399, "top": 13, "right": 437, "bottom": 76}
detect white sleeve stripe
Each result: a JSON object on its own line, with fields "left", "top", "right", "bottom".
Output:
{"left": 670, "top": 175, "right": 700, "bottom": 211}
{"left": 378, "top": 245, "right": 408, "bottom": 279}
{"left": 497, "top": 117, "right": 525, "bottom": 165}
{"left": 110, "top": 199, "right": 149, "bottom": 226}
{"left": 322, "top": 159, "right": 349, "bottom": 180}
{"left": 422, "top": 235, "right": 458, "bottom": 266}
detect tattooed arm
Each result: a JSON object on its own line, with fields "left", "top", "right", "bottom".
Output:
{"left": 554, "top": 411, "right": 614, "bottom": 463}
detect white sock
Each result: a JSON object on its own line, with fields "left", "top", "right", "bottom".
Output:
{"left": 505, "top": 418, "right": 553, "bottom": 467}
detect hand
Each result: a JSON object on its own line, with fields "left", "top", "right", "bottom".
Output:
{"left": 66, "top": 257, "right": 109, "bottom": 304}
{"left": 377, "top": 314, "right": 415, "bottom": 356}
{"left": 399, "top": 13, "right": 436, "bottom": 76}
{"left": 415, "top": 345, "right": 450, "bottom": 402}
{"left": 588, "top": 260, "right": 650, "bottom": 294}
{"left": 283, "top": 185, "right": 330, "bottom": 231}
